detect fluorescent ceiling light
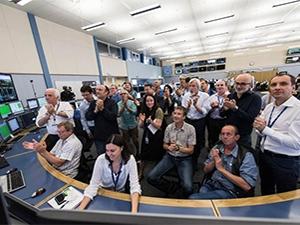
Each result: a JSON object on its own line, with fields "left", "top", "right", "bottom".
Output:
{"left": 130, "top": 4, "right": 161, "bottom": 16}
{"left": 9, "top": 0, "right": 32, "bottom": 6}
{"left": 204, "top": 14, "right": 235, "bottom": 23}
{"left": 154, "top": 28, "right": 178, "bottom": 35}
{"left": 272, "top": 0, "right": 300, "bottom": 7}
{"left": 81, "top": 22, "right": 106, "bottom": 31}
{"left": 255, "top": 21, "right": 284, "bottom": 29}
{"left": 206, "top": 32, "right": 229, "bottom": 38}
{"left": 116, "top": 38, "right": 135, "bottom": 44}
{"left": 168, "top": 40, "right": 186, "bottom": 45}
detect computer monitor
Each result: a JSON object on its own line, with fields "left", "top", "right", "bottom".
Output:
{"left": 0, "top": 104, "right": 12, "bottom": 119}
{"left": 0, "top": 121, "right": 11, "bottom": 141}
{"left": 26, "top": 98, "right": 39, "bottom": 110}
{"left": 37, "top": 97, "right": 46, "bottom": 108}
{"left": 20, "top": 112, "right": 36, "bottom": 128}
{"left": 8, "top": 101, "right": 24, "bottom": 115}
{"left": 0, "top": 187, "right": 11, "bottom": 225}
{"left": 7, "top": 118, "right": 21, "bottom": 134}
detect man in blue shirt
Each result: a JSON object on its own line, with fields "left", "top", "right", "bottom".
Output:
{"left": 189, "top": 125, "right": 257, "bottom": 199}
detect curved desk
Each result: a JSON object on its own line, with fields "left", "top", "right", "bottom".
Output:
{"left": 1, "top": 130, "right": 300, "bottom": 220}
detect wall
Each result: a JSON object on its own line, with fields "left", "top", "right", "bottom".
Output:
{"left": 0, "top": 4, "right": 41, "bottom": 74}
{"left": 126, "top": 61, "right": 162, "bottom": 80}
{"left": 36, "top": 17, "right": 98, "bottom": 76}
{"left": 100, "top": 56, "right": 127, "bottom": 77}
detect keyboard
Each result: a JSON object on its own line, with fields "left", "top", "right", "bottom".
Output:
{"left": 0, "top": 170, "right": 26, "bottom": 193}
{"left": 7, "top": 135, "right": 24, "bottom": 144}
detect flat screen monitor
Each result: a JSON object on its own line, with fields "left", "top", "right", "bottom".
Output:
{"left": 0, "top": 73, "right": 18, "bottom": 104}
{"left": 8, "top": 101, "right": 24, "bottom": 115}
{"left": 7, "top": 118, "right": 21, "bottom": 134}
{"left": 27, "top": 98, "right": 39, "bottom": 110}
{"left": 0, "top": 104, "right": 11, "bottom": 119}
{"left": 21, "top": 112, "right": 36, "bottom": 128}
{"left": 37, "top": 97, "right": 46, "bottom": 108}
{"left": 0, "top": 121, "right": 11, "bottom": 141}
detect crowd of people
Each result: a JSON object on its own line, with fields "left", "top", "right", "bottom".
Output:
{"left": 22, "top": 72, "right": 300, "bottom": 213}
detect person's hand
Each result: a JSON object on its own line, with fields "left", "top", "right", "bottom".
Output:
{"left": 223, "top": 98, "right": 236, "bottom": 109}
{"left": 22, "top": 139, "right": 39, "bottom": 150}
{"left": 168, "top": 143, "right": 177, "bottom": 152}
{"left": 45, "top": 104, "right": 55, "bottom": 114}
{"left": 192, "top": 96, "right": 199, "bottom": 106}
{"left": 95, "top": 99, "right": 104, "bottom": 112}
{"left": 211, "top": 101, "right": 219, "bottom": 108}
{"left": 214, "top": 156, "right": 224, "bottom": 172}
{"left": 187, "top": 99, "right": 192, "bottom": 108}
{"left": 211, "top": 148, "right": 220, "bottom": 158}
{"left": 146, "top": 116, "right": 152, "bottom": 124}
{"left": 253, "top": 116, "right": 267, "bottom": 132}
{"left": 35, "top": 142, "right": 47, "bottom": 153}
{"left": 139, "top": 113, "right": 146, "bottom": 122}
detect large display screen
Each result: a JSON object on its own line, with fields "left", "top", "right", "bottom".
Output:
{"left": 0, "top": 73, "right": 18, "bottom": 104}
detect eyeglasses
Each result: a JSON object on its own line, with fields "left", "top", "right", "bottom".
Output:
{"left": 234, "top": 82, "right": 250, "bottom": 86}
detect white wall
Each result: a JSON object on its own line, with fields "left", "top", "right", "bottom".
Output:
{"left": 0, "top": 4, "right": 41, "bottom": 74}
{"left": 36, "top": 17, "right": 98, "bottom": 76}
{"left": 100, "top": 56, "right": 127, "bottom": 77}
{"left": 126, "top": 61, "right": 162, "bottom": 80}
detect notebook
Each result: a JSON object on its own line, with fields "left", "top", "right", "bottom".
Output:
{"left": 47, "top": 186, "right": 83, "bottom": 209}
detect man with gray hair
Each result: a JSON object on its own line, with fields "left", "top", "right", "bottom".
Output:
{"left": 36, "top": 88, "right": 74, "bottom": 151}
{"left": 182, "top": 78, "right": 209, "bottom": 168}
{"left": 220, "top": 73, "right": 261, "bottom": 147}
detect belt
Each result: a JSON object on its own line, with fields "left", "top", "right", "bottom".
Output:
{"left": 263, "top": 150, "right": 299, "bottom": 159}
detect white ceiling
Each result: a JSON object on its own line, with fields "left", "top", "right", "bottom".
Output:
{"left": 2, "top": 0, "right": 300, "bottom": 60}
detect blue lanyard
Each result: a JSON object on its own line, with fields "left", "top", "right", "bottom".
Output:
{"left": 267, "top": 106, "right": 288, "bottom": 128}
{"left": 110, "top": 162, "right": 123, "bottom": 191}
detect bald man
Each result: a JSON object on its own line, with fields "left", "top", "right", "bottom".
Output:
{"left": 86, "top": 84, "right": 119, "bottom": 155}
{"left": 36, "top": 88, "right": 74, "bottom": 151}
{"left": 220, "top": 74, "right": 261, "bottom": 147}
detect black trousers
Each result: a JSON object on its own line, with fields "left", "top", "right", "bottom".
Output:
{"left": 259, "top": 150, "right": 299, "bottom": 195}
{"left": 45, "top": 134, "right": 59, "bottom": 151}
{"left": 185, "top": 117, "right": 206, "bottom": 168}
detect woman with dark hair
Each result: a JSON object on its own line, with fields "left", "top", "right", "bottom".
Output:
{"left": 138, "top": 94, "right": 164, "bottom": 179}
{"left": 162, "top": 84, "right": 175, "bottom": 125}
{"left": 78, "top": 134, "right": 141, "bottom": 213}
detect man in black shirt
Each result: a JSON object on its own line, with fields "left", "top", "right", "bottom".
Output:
{"left": 220, "top": 73, "right": 261, "bottom": 147}
{"left": 86, "top": 84, "right": 119, "bottom": 155}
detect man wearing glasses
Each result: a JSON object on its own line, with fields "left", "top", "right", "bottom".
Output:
{"left": 220, "top": 73, "right": 261, "bottom": 147}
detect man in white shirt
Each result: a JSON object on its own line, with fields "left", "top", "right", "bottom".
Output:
{"left": 36, "top": 88, "right": 74, "bottom": 151}
{"left": 23, "top": 121, "right": 82, "bottom": 178}
{"left": 182, "top": 78, "right": 209, "bottom": 168}
{"left": 253, "top": 73, "right": 300, "bottom": 195}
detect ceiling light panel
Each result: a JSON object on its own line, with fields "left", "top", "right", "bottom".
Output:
{"left": 204, "top": 14, "right": 235, "bottom": 23}
{"left": 130, "top": 4, "right": 161, "bottom": 16}
{"left": 272, "top": 0, "right": 300, "bottom": 8}
{"left": 81, "top": 22, "right": 106, "bottom": 31}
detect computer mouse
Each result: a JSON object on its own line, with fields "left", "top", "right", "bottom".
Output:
{"left": 6, "top": 168, "right": 17, "bottom": 174}
{"left": 31, "top": 187, "right": 46, "bottom": 198}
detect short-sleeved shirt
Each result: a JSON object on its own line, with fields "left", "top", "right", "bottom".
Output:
{"left": 205, "top": 144, "right": 257, "bottom": 194}
{"left": 117, "top": 100, "right": 138, "bottom": 130}
{"left": 50, "top": 134, "right": 82, "bottom": 178}
{"left": 164, "top": 122, "right": 196, "bottom": 157}
{"left": 36, "top": 101, "right": 74, "bottom": 135}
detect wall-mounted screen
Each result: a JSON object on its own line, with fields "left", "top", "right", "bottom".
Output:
{"left": 287, "top": 48, "right": 300, "bottom": 55}
{"left": 0, "top": 73, "right": 18, "bottom": 104}
{"left": 8, "top": 101, "right": 24, "bottom": 115}
{"left": 0, "top": 104, "right": 12, "bottom": 119}
{"left": 285, "top": 56, "right": 300, "bottom": 64}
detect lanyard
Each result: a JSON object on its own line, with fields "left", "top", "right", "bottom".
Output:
{"left": 267, "top": 106, "right": 288, "bottom": 128}
{"left": 52, "top": 103, "right": 60, "bottom": 122}
{"left": 110, "top": 162, "right": 123, "bottom": 191}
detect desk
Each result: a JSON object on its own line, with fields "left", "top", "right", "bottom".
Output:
{"left": 1, "top": 130, "right": 300, "bottom": 219}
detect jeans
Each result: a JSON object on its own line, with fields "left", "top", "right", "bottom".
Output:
{"left": 189, "top": 182, "right": 234, "bottom": 199}
{"left": 94, "top": 140, "right": 105, "bottom": 155}
{"left": 147, "top": 154, "right": 193, "bottom": 197}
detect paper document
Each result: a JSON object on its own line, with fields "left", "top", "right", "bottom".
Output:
{"left": 48, "top": 186, "right": 83, "bottom": 209}
{"left": 148, "top": 123, "right": 158, "bottom": 135}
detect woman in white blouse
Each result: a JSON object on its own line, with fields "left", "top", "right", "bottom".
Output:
{"left": 78, "top": 134, "right": 141, "bottom": 213}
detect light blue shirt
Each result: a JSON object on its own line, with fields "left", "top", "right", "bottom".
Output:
{"left": 205, "top": 144, "right": 257, "bottom": 194}
{"left": 117, "top": 100, "right": 138, "bottom": 130}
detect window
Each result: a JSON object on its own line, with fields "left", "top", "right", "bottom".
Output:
{"left": 97, "top": 42, "right": 109, "bottom": 56}
{"left": 109, "top": 45, "right": 121, "bottom": 59}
